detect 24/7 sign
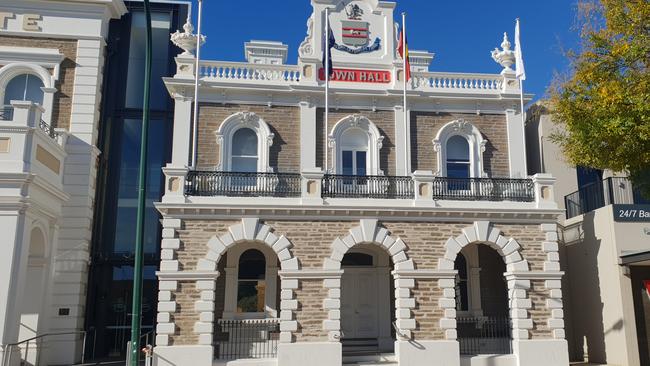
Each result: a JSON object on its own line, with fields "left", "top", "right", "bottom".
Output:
{"left": 319, "top": 68, "right": 391, "bottom": 83}
{"left": 613, "top": 204, "right": 650, "bottom": 222}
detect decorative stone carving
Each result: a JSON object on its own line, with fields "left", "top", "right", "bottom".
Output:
{"left": 491, "top": 32, "right": 516, "bottom": 72}
{"left": 432, "top": 119, "right": 488, "bottom": 178}
{"left": 170, "top": 17, "right": 206, "bottom": 56}
{"left": 298, "top": 16, "right": 314, "bottom": 57}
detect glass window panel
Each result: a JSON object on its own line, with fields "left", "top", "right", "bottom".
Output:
{"left": 231, "top": 157, "right": 258, "bottom": 173}
{"left": 238, "top": 249, "right": 266, "bottom": 280}
{"left": 356, "top": 151, "right": 367, "bottom": 176}
{"left": 232, "top": 128, "right": 258, "bottom": 156}
{"left": 455, "top": 254, "right": 469, "bottom": 311}
{"left": 4, "top": 74, "right": 44, "bottom": 105}
{"left": 341, "top": 253, "right": 373, "bottom": 266}
{"left": 342, "top": 151, "right": 353, "bottom": 175}
{"left": 237, "top": 281, "right": 265, "bottom": 313}
{"left": 111, "top": 119, "right": 167, "bottom": 255}
{"left": 447, "top": 135, "right": 470, "bottom": 161}
{"left": 125, "top": 12, "right": 171, "bottom": 110}
{"left": 340, "top": 128, "right": 368, "bottom": 148}
{"left": 447, "top": 163, "right": 470, "bottom": 179}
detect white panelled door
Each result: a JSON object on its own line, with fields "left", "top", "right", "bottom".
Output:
{"left": 341, "top": 268, "right": 379, "bottom": 339}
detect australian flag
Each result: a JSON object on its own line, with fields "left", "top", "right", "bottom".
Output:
{"left": 322, "top": 22, "right": 336, "bottom": 79}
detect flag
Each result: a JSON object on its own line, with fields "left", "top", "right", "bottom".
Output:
{"left": 515, "top": 18, "right": 526, "bottom": 81}
{"left": 322, "top": 21, "right": 336, "bottom": 78}
{"left": 397, "top": 29, "right": 411, "bottom": 81}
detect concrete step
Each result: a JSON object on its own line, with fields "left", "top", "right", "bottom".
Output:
{"left": 342, "top": 353, "right": 396, "bottom": 364}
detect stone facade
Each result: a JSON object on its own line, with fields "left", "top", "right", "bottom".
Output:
{"left": 410, "top": 112, "right": 510, "bottom": 177}
{"left": 0, "top": 35, "right": 77, "bottom": 130}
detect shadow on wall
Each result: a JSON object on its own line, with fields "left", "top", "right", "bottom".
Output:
{"left": 563, "top": 212, "right": 608, "bottom": 363}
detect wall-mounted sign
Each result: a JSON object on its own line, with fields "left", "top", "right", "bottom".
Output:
{"left": 318, "top": 68, "right": 391, "bottom": 83}
{"left": 613, "top": 204, "right": 650, "bottom": 222}
{"left": 0, "top": 12, "right": 42, "bottom": 31}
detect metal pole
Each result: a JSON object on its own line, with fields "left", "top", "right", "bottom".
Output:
{"left": 402, "top": 12, "right": 408, "bottom": 175}
{"left": 324, "top": 7, "right": 330, "bottom": 174}
{"left": 129, "top": 0, "right": 152, "bottom": 364}
{"left": 191, "top": 0, "right": 204, "bottom": 168}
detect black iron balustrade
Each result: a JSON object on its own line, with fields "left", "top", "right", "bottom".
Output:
{"left": 322, "top": 174, "right": 415, "bottom": 199}
{"left": 432, "top": 177, "right": 535, "bottom": 202}
{"left": 564, "top": 177, "right": 647, "bottom": 219}
{"left": 458, "top": 316, "right": 512, "bottom": 355}
{"left": 39, "top": 119, "right": 60, "bottom": 139}
{"left": 214, "top": 319, "right": 280, "bottom": 360}
{"left": 0, "top": 106, "right": 13, "bottom": 121}
{"left": 185, "top": 171, "right": 302, "bottom": 197}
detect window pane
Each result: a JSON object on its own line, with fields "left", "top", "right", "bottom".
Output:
{"left": 447, "top": 163, "right": 470, "bottom": 179}
{"left": 341, "top": 253, "right": 373, "bottom": 266}
{"left": 342, "top": 151, "right": 353, "bottom": 175}
{"left": 341, "top": 128, "right": 368, "bottom": 148}
{"left": 231, "top": 157, "right": 258, "bottom": 173}
{"left": 447, "top": 135, "right": 470, "bottom": 161}
{"left": 4, "top": 74, "right": 44, "bottom": 105}
{"left": 232, "top": 128, "right": 258, "bottom": 156}
{"left": 356, "top": 151, "right": 367, "bottom": 176}
{"left": 237, "top": 281, "right": 265, "bottom": 313}
{"left": 238, "top": 249, "right": 266, "bottom": 280}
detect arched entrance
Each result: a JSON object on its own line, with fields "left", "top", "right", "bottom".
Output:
{"left": 340, "top": 245, "right": 393, "bottom": 355}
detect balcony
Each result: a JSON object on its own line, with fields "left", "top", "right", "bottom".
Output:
{"left": 180, "top": 170, "right": 540, "bottom": 203}
{"left": 565, "top": 177, "right": 648, "bottom": 219}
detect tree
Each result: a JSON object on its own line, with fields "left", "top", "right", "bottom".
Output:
{"left": 550, "top": 0, "right": 650, "bottom": 197}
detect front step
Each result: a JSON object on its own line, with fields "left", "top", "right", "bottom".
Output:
{"left": 342, "top": 353, "right": 396, "bottom": 365}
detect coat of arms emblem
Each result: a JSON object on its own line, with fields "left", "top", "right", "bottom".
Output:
{"left": 342, "top": 4, "right": 368, "bottom": 47}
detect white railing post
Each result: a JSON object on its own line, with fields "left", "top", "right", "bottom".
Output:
{"left": 301, "top": 168, "right": 324, "bottom": 204}
{"left": 412, "top": 170, "right": 435, "bottom": 206}
{"left": 162, "top": 166, "right": 189, "bottom": 203}
{"left": 532, "top": 173, "right": 557, "bottom": 209}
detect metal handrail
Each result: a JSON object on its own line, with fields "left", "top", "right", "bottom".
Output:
{"left": 1, "top": 330, "right": 87, "bottom": 366}
{"left": 391, "top": 321, "right": 410, "bottom": 340}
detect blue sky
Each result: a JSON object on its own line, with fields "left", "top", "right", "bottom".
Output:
{"left": 188, "top": 0, "right": 581, "bottom": 102}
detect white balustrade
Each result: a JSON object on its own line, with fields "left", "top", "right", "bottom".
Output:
{"left": 412, "top": 72, "right": 503, "bottom": 92}
{"left": 200, "top": 61, "right": 301, "bottom": 84}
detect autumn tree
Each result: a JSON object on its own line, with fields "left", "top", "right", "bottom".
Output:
{"left": 551, "top": 0, "right": 650, "bottom": 197}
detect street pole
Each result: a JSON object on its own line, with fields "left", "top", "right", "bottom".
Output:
{"left": 129, "top": 0, "right": 152, "bottom": 364}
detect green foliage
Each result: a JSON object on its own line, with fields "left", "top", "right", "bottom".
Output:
{"left": 550, "top": 0, "right": 650, "bottom": 197}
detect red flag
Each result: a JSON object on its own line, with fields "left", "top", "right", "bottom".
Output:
{"left": 397, "top": 30, "right": 411, "bottom": 81}
{"left": 644, "top": 280, "right": 650, "bottom": 299}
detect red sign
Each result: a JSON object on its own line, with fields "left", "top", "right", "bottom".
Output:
{"left": 644, "top": 280, "right": 650, "bottom": 298}
{"left": 319, "top": 68, "right": 391, "bottom": 83}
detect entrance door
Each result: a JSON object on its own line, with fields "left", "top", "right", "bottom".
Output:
{"left": 341, "top": 268, "right": 379, "bottom": 339}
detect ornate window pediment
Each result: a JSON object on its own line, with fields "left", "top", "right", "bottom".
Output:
{"left": 215, "top": 111, "right": 275, "bottom": 172}
{"left": 328, "top": 114, "right": 384, "bottom": 175}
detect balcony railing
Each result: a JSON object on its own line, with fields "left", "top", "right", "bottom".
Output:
{"left": 39, "top": 119, "right": 60, "bottom": 140}
{"left": 0, "top": 106, "right": 13, "bottom": 121}
{"left": 432, "top": 177, "right": 535, "bottom": 202}
{"left": 215, "top": 319, "right": 280, "bottom": 360}
{"left": 322, "top": 174, "right": 415, "bottom": 199}
{"left": 185, "top": 171, "right": 302, "bottom": 197}
{"left": 200, "top": 61, "right": 301, "bottom": 84}
{"left": 565, "top": 177, "right": 648, "bottom": 219}
{"left": 411, "top": 72, "right": 503, "bottom": 93}
{"left": 458, "top": 316, "right": 512, "bottom": 355}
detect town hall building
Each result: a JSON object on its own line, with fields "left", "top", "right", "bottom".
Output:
{"left": 153, "top": 1, "right": 570, "bottom": 366}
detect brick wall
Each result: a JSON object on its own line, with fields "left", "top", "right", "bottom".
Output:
{"left": 176, "top": 220, "right": 238, "bottom": 271}
{"left": 412, "top": 279, "right": 445, "bottom": 340}
{"left": 197, "top": 104, "right": 301, "bottom": 172}
{"left": 316, "top": 108, "right": 396, "bottom": 176}
{"left": 410, "top": 112, "right": 510, "bottom": 177}
{"left": 0, "top": 35, "right": 77, "bottom": 130}
{"left": 294, "top": 279, "right": 329, "bottom": 341}
{"left": 529, "top": 279, "right": 552, "bottom": 339}
{"left": 169, "top": 281, "right": 200, "bottom": 345}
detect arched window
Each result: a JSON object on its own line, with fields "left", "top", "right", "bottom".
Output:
{"left": 340, "top": 128, "right": 368, "bottom": 176}
{"left": 446, "top": 136, "right": 471, "bottom": 179}
{"left": 231, "top": 128, "right": 259, "bottom": 172}
{"left": 3, "top": 74, "right": 44, "bottom": 106}
{"left": 455, "top": 253, "right": 469, "bottom": 312}
{"left": 237, "top": 249, "right": 266, "bottom": 313}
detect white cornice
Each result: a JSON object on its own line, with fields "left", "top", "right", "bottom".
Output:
{"left": 156, "top": 271, "right": 220, "bottom": 280}
{"left": 392, "top": 269, "right": 458, "bottom": 279}
{"left": 504, "top": 271, "right": 565, "bottom": 280}
{"left": 279, "top": 270, "right": 344, "bottom": 279}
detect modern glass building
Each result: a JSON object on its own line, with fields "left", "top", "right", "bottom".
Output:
{"left": 85, "top": 1, "right": 189, "bottom": 360}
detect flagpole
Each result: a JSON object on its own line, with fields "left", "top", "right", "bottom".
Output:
{"left": 324, "top": 7, "right": 330, "bottom": 174}
{"left": 191, "top": 0, "right": 203, "bottom": 168}
{"left": 402, "top": 12, "right": 408, "bottom": 174}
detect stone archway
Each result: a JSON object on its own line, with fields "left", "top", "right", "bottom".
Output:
{"left": 322, "top": 219, "right": 416, "bottom": 343}
{"left": 436, "top": 221, "right": 532, "bottom": 343}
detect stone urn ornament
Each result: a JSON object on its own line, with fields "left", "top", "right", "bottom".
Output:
{"left": 170, "top": 17, "right": 206, "bottom": 56}
{"left": 491, "top": 32, "right": 516, "bottom": 72}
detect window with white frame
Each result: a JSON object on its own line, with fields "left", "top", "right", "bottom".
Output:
{"left": 231, "top": 128, "right": 259, "bottom": 173}
{"left": 433, "top": 120, "right": 488, "bottom": 178}
{"left": 329, "top": 115, "right": 384, "bottom": 175}
{"left": 215, "top": 112, "right": 274, "bottom": 172}
{"left": 3, "top": 74, "right": 44, "bottom": 106}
